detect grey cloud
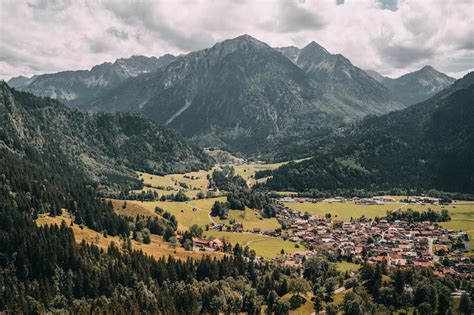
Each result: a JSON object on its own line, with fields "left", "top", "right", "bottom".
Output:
{"left": 271, "top": 1, "right": 326, "bottom": 33}
{"left": 28, "top": 0, "right": 72, "bottom": 11}
{"left": 102, "top": 1, "right": 213, "bottom": 51}
{"left": 376, "top": 42, "right": 436, "bottom": 68}
{"left": 106, "top": 27, "right": 129, "bottom": 40}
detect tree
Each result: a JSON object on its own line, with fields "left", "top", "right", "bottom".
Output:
{"left": 196, "top": 191, "right": 205, "bottom": 199}
{"left": 417, "top": 302, "right": 433, "bottom": 315}
{"left": 325, "top": 304, "right": 337, "bottom": 315}
{"left": 142, "top": 228, "right": 151, "bottom": 244}
{"left": 288, "top": 278, "right": 310, "bottom": 298}
{"left": 266, "top": 290, "right": 279, "bottom": 314}
{"left": 437, "top": 286, "right": 451, "bottom": 315}
{"left": 459, "top": 293, "right": 472, "bottom": 315}
{"left": 189, "top": 224, "right": 203, "bottom": 238}
{"left": 313, "top": 289, "right": 323, "bottom": 314}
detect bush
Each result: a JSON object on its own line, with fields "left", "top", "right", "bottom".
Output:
{"left": 289, "top": 294, "right": 306, "bottom": 309}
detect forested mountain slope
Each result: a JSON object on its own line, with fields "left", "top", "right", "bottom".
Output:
{"left": 0, "top": 82, "right": 212, "bottom": 193}
{"left": 265, "top": 72, "right": 474, "bottom": 194}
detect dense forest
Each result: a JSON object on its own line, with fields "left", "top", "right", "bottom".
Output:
{"left": 264, "top": 73, "right": 474, "bottom": 194}
{"left": 0, "top": 82, "right": 213, "bottom": 195}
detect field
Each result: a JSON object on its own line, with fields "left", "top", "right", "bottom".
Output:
{"left": 215, "top": 208, "right": 281, "bottom": 231}
{"left": 112, "top": 198, "right": 225, "bottom": 231}
{"left": 233, "top": 158, "right": 309, "bottom": 186}
{"left": 113, "top": 197, "right": 282, "bottom": 233}
{"left": 335, "top": 261, "right": 361, "bottom": 272}
{"left": 283, "top": 200, "right": 406, "bottom": 221}
{"left": 112, "top": 198, "right": 292, "bottom": 258}
{"left": 203, "top": 231, "right": 301, "bottom": 258}
{"left": 134, "top": 170, "right": 213, "bottom": 198}
{"left": 36, "top": 212, "right": 225, "bottom": 261}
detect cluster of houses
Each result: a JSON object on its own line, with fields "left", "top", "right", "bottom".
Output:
{"left": 276, "top": 207, "right": 473, "bottom": 279}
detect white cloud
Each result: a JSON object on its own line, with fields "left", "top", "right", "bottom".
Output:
{"left": 0, "top": 0, "right": 473, "bottom": 80}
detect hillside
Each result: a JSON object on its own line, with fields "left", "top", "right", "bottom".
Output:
{"left": 0, "top": 82, "right": 212, "bottom": 193}
{"left": 8, "top": 54, "right": 176, "bottom": 108}
{"left": 264, "top": 72, "right": 474, "bottom": 194}
{"left": 381, "top": 66, "right": 455, "bottom": 105}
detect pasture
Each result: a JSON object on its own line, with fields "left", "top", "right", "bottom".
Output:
{"left": 204, "top": 230, "right": 301, "bottom": 259}
{"left": 216, "top": 208, "right": 281, "bottom": 231}
{"left": 113, "top": 198, "right": 226, "bottom": 231}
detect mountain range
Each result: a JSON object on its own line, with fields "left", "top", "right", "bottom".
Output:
{"left": 8, "top": 35, "right": 457, "bottom": 156}
{"left": 8, "top": 35, "right": 414, "bottom": 155}
{"left": 0, "top": 82, "right": 212, "bottom": 193}
{"left": 264, "top": 72, "right": 474, "bottom": 194}
{"left": 9, "top": 54, "right": 177, "bottom": 107}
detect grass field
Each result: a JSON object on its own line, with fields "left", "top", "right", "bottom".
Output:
{"left": 215, "top": 208, "right": 281, "bottom": 231}
{"left": 113, "top": 198, "right": 226, "bottom": 231}
{"left": 114, "top": 197, "right": 282, "bottom": 232}
{"left": 134, "top": 170, "right": 213, "bottom": 199}
{"left": 283, "top": 200, "right": 406, "bottom": 221}
{"left": 204, "top": 230, "right": 301, "bottom": 258}
{"left": 36, "top": 212, "right": 224, "bottom": 261}
{"left": 335, "top": 261, "right": 361, "bottom": 273}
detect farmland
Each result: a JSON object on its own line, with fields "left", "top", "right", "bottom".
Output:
{"left": 203, "top": 230, "right": 301, "bottom": 259}
{"left": 111, "top": 198, "right": 295, "bottom": 258}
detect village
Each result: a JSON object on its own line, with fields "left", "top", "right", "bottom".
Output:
{"left": 189, "top": 196, "right": 473, "bottom": 281}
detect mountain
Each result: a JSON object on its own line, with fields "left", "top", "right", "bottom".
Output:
{"left": 7, "top": 75, "right": 38, "bottom": 88}
{"left": 276, "top": 42, "right": 404, "bottom": 116}
{"left": 85, "top": 35, "right": 403, "bottom": 154}
{"left": 381, "top": 66, "right": 455, "bottom": 106}
{"left": 0, "top": 82, "right": 212, "bottom": 193}
{"left": 365, "top": 70, "right": 387, "bottom": 82}
{"left": 8, "top": 54, "right": 176, "bottom": 107}
{"left": 264, "top": 72, "right": 474, "bottom": 194}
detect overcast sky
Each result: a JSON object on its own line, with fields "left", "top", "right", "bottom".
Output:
{"left": 1, "top": 0, "right": 473, "bottom": 80}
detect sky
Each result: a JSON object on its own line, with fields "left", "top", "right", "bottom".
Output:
{"left": 1, "top": 0, "right": 473, "bottom": 80}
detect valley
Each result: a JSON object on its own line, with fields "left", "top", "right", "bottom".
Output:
{"left": 1, "top": 9, "right": 473, "bottom": 313}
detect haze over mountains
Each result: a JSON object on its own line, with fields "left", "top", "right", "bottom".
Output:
{"left": 9, "top": 35, "right": 457, "bottom": 155}
{"left": 366, "top": 66, "right": 456, "bottom": 106}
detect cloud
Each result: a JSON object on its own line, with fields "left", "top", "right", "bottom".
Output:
{"left": 0, "top": 0, "right": 473, "bottom": 80}
{"left": 271, "top": 1, "right": 327, "bottom": 32}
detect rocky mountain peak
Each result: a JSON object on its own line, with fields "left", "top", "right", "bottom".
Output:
{"left": 301, "top": 41, "right": 330, "bottom": 56}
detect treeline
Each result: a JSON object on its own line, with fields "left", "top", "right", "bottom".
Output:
{"left": 209, "top": 166, "right": 247, "bottom": 191}
{"left": 386, "top": 208, "right": 451, "bottom": 223}
{"left": 120, "top": 189, "right": 191, "bottom": 202}
{"left": 210, "top": 189, "right": 280, "bottom": 220}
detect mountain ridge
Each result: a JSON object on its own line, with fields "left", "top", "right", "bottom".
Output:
{"left": 0, "top": 81, "right": 212, "bottom": 193}
{"left": 264, "top": 72, "right": 474, "bottom": 194}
